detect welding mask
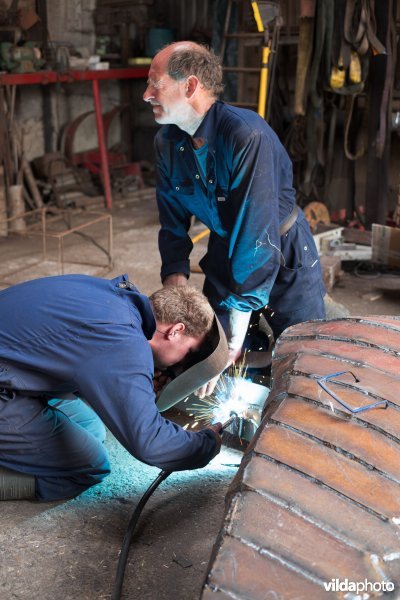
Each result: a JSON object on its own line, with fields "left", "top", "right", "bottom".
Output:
{"left": 156, "top": 314, "right": 228, "bottom": 412}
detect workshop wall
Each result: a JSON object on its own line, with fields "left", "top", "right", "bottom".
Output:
{"left": 18, "top": 0, "right": 120, "bottom": 161}
{"left": 47, "top": 1, "right": 96, "bottom": 53}
{"left": 153, "top": 0, "right": 211, "bottom": 41}
{"left": 1, "top": 0, "right": 34, "bottom": 11}
{"left": 11, "top": 0, "right": 217, "bottom": 163}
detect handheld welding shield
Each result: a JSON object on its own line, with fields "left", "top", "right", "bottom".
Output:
{"left": 156, "top": 313, "right": 229, "bottom": 412}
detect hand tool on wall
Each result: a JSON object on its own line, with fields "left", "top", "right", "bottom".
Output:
{"left": 250, "top": 1, "right": 281, "bottom": 121}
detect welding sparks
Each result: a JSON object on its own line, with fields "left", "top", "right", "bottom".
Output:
{"left": 190, "top": 358, "right": 257, "bottom": 426}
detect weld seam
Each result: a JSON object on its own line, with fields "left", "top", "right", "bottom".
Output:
{"left": 279, "top": 334, "right": 400, "bottom": 357}
{"left": 269, "top": 420, "right": 400, "bottom": 487}
{"left": 284, "top": 392, "right": 400, "bottom": 444}
{"left": 251, "top": 452, "right": 389, "bottom": 522}
{"left": 239, "top": 486, "right": 368, "bottom": 553}
{"left": 228, "top": 532, "right": 328, "bottom": 588}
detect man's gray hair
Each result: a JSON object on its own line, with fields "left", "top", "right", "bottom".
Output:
{"left": 167, "top": 43, "right": 224, "bottom": 98}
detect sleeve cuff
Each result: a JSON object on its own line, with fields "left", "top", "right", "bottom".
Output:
{"left": 161, "top": 260, "right": 190, "bottom": 282}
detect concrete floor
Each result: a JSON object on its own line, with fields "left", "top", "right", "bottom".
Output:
{"left": 0, "top": 192, "right": 399, "bottom": 600}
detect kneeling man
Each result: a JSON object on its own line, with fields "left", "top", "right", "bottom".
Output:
{"left": 0, "top": 274, "right": 223, "bottom": 501}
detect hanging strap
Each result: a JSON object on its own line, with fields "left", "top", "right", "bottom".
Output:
{"left": 375, "top": 0, "right": 394, "bottom": 158}
{"left": 309, "top": 0, "right": 328, "bottom": 108}
{"left": 344, "top": 0, "right": 386, "bottom": 56}
{"left": 294, "top": 17, "right": 314, "bottom": 116}
{"left": 343, "top": 93, "right": 368, "bottom": 160}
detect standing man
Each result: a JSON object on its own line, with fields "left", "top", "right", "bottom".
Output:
{"left": 0, "top": 274, "right": 223, "bottom": 501}
{"left": 143, "top": 42, "right": 326, "bottom": 392}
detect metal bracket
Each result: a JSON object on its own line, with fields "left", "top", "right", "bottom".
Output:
{"left": 316, "top": 370, "right": 388, "bottom": 414}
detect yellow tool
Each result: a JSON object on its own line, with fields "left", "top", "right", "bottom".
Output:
{"left": 250, "top": 1, "right": 281, "bottom": 120}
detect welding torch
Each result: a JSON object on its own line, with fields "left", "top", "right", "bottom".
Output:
{"left": 218, "top": 413, "right": 238, "bottom": 433}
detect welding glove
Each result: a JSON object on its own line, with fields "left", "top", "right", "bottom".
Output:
{"left": 206, "top": 422, "right": 223, "bottom": 456}
{"left": 226, "top": 308, "right": 252, "bottom": 363}
{"left": 195, "top": 308, "right": 252, "bottom": 398}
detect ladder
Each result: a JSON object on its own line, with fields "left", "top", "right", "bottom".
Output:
{"left": 220, "top": 0, "right": 282, "bottom": 121}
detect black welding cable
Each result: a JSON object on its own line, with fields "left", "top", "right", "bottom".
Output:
{"left": 112, "top": 469, "right": 171, "bottom": 600}
{"left": 112, "top": 424, "right": 228, "bottom": 599}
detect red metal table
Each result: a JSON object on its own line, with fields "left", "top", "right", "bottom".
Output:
{"left": 0, "top": 68, "right": 149, "bottom": 209}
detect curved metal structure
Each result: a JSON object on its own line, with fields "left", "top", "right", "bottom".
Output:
{"left": 203, "top": 316, "right": 400, "bottom": 599}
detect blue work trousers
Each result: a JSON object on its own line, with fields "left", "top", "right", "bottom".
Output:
{"left": 0, "top": 390, "right": 110, "bottom": 501}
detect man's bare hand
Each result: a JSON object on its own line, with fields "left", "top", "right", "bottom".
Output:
{"left": 194, "top": 374, "right": 220, "bottom": 399}
{"left": 193, "top": 346, "right": 242, "bottom": 399}
{"left": 163, "top": 273, "right": 188, "bottom": 287}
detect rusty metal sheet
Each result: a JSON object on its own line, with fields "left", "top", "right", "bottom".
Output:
{"left": 282, "top": 375, "right": 400, "bottom": 439}
{"left": 285, "top": 352, "right": 400, "bottom": 407}
{"left": 274, "top": 338, "right": 400, "bottom": 376}
{"left": 255, "top": 425, "right": 400, "bottom": 518}
{"left": 204, "top": 536, "right": 328, "bottom": 600}
{"left": 203, "top": 316, "right": 400, "bottom": 599}
{"left": 272, "top": 398, "right": 400, "bottom": 480}
{"left": 288, "top": 376, "right": 400, "bottom": 440}
{"left": 271, "top": 352, "right": 400, "bottom": 408}
{"left": 228, "top": 492, "right": 379, "bottom": 583}
{"left": 240, "top": 456, "right": 400, "bottom": 556}
{"left": 282, "top": 317, "right": 400, "bottom": 352}
{"left": 267, "top": 351, "right": 400, "bottom": 438}
{"left": 367, "top": 316, "right": 400, "bottom": 328}
{"left": 202, "top": 587, "right": 233, "bottom": 600}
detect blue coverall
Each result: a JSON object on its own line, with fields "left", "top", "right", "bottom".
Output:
{"left": 155, "top": 100, "right": 326, "bottom": 339}
{"left": 0, "top": 274, "right": 218, "bottom": 501}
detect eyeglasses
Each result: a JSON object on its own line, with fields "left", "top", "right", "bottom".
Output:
{"left": 316, "top": 370, "right": 388, "bottom": 414}
{"left": 156, "top": 328, "right": 177, "bottom": 337}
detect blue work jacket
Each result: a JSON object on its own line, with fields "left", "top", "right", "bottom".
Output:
{"left": 155, "top": 100, "right": 296, "bottom": 312}
{"left": 0, "top": 274, "right": 217, "bottom": 471}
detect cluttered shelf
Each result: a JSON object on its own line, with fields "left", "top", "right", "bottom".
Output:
{"left": 0, "top": 67, "right": 149, "bottom": 86}
{"left": 0, "top": 66, "right": 149, "bottom": 210}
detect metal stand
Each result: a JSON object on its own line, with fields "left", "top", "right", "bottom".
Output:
{"left": 0, "top": 206, "right": 113, "bottom": 287}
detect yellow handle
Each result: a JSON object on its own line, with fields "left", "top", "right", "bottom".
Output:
{"left": 251, "top": 1, "right": 264, "bottom": 32}
{"left": 191, "top": 228, "right": 210, "bottom": 244}
{"left": 258, "top": 46, "right": 270, "bottom": 119}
